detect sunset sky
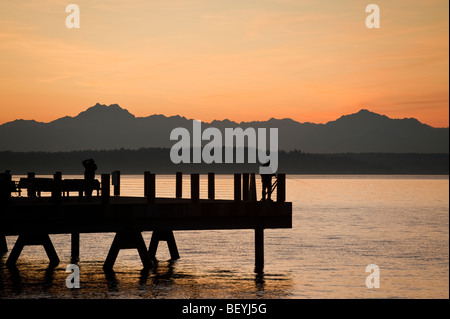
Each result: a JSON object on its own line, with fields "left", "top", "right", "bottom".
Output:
{"left": 0, "top": 0, "right": 448, "bottom": 127}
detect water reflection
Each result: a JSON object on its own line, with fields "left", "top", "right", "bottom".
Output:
{"left": 4, "top": 264, "right": 22, "bottom": 294}
{"left": 0, "top": 257, "right": 294, "bottom": 299}
{"left": 255, "top": 272, "right": 265, "bottom": 292}
{"left": 0, "top": 262, "right": 57, "bottom": 296}
{"left": 103, "top": 269, "right": 119, "bottom": 292}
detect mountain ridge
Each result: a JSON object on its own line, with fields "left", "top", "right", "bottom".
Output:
{"left": 0, "top": 104, "right": 448, "bottom": 153}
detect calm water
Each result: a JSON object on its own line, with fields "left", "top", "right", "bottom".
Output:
{"left": 0, "top": 175, "right": 448, "bottom": 299}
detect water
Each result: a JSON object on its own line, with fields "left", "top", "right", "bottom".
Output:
{"left": 0, "top": 175, "right": 448, "bottom": 299}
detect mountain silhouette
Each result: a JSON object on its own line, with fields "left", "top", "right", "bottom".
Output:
{"left": 0, "top": 103, "right": 448, "bottom": 153}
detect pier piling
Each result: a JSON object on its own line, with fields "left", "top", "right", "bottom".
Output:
{"left": 243, "top": 173, "right": 249, "bottom": 201}
{"left": 101, "top": 174, "right": 110, "bottom": 204}
{"left": 176, "top": 172, "right": 182, "bottom": 199}
{"left": 148, "top": 230, "right": 180, "bottom": 260}
{"left": 191, "top": 174, "right": 199, "bottom": 203}
{"left": 255, "top": 228, "right": 264, "bottom": 273}
{"left": 234, "top": 174, "right": 241, "bottom": 202}
{"left": 53, "top": 172, "right": 62, "bottom": 203}
{"left": 249, "top": 173, "right": 257, "bottom": 202}
{"left": 112, "top": 171, "right": 120, "bottom": 197}
{"left": 6, "top": 234, "right": 60, "bottom": 267}
{"left": 208, "top": 173, "right": 215, "bottom": 200}
{"left": 144, "top": 172, "right": 156, "bottom": 204}
{"left": 27, "top": 172, "right": 35, "bottom": 197}
{"left": 103, "top": 231, "right": 153, "bottom": 271}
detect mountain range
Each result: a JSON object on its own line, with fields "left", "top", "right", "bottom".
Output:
{"left": 0, "top": 103, "right": 448, "bottom": 153}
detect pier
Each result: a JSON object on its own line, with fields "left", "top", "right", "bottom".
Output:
{"left": 0, "top": 172, "right": 292, "bottom": 273}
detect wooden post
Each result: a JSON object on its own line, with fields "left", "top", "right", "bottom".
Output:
{"left": 176, "top": 172, "right": 182, "bottom": 199}
{"left": 234, "top": 173, "right": 241, "bottom": 202}
{"left": 144, "top": 172, "right": 155, "bottom": 204}
{"left": 53, "top": 172, "right": 62, "bottom": 203}
{"left": 242, "top": 173, "right": 249, "bottom": 201}
{"left": 101, "top": 174, "right": 110, "bottom": 204}
{"left": 112, "top": 171, "right": 120, "bottom": 197}
{"left": 249, "top": 173, "right": 257, "bottom": 202}
{"left": 6, "top": 234, "right": 60, "bottom": 267}
{"left": 144, "top": 171, "right": 150, "bottom": 197}
{"left": 255, "top": 228, "right": 264, "bottom": 273}
{"left": 277, "top": 173, "right": 286, "bottom": 203}
{"left": 0, "top": 235, "right": 7, "bottom": 254}
{"left": 208, "top": 172, "right": 215, "bottom": 200}
{"left": 71, "top": 232, "right": 80, "bottom": 263}
{"left": 27, "top": 172, "right": 35, "bottom": 197}
{"left": 191, "top": 174, "right": 199, "bottom": 203}
{"left": 148, "top": 230, "right": 180, "bottom": 260}
{"left": 103, "top": 231, "right": 152, "bottom": 271}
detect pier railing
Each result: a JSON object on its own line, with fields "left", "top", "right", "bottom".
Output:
{"left": 1, "top": 171, "right": 286, "bottom": 204}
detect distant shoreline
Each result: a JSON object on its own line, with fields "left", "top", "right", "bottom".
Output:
{"left": 1, "top": 149, "right": 448, "bottom": 175}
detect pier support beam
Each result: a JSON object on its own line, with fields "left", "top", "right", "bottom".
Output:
{"left": 103, "top": 231, "right": 152, "bottom": 271}
{"left": 0, "top": 235, "right": 7, "bottom": 254}
{"left": 6, "top": 234, "right": 60, "bottom": 267}
{"left": 255, "top": 228, "right": 264, "bottom": 273}
{"left": 148, "top": 230, "right": 180, "bottom": 260}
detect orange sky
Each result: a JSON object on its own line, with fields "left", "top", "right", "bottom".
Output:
{"left": 0, "top": 0, "right": 448, "bottom": 127}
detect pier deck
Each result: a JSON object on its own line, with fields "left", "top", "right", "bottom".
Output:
{"left": 0, "top": 196, "right": 292, "bottom": 234}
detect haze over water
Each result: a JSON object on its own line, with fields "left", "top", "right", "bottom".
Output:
{"left": 0, "top": 175, "right": 448, "bottom": 299}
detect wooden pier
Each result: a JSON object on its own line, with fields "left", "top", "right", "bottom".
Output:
{"left": 0, "top": 172, "right": 292, "bottom": 273}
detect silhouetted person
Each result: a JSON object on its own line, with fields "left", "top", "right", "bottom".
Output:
{"left": 261, "top": 161, "right": 275, "bottom": 201}
{"left": 82, "top": 159, "right": 97, "bottom": 199}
